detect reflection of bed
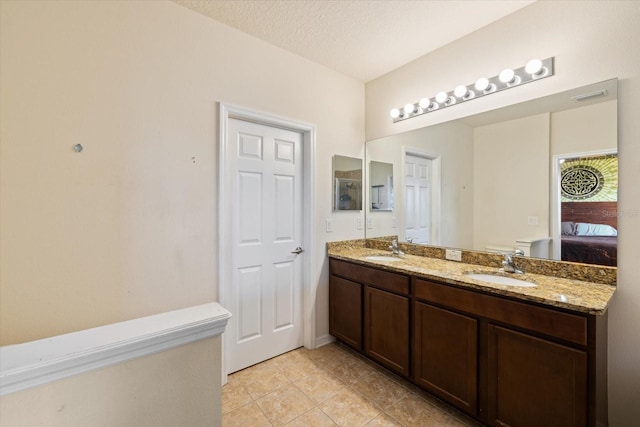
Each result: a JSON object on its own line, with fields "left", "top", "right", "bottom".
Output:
{"left": 561, "top": 202, "right": 617, "bottom": 266}
{"left": 561, "top": 235, "right": 617, "bottom": 266}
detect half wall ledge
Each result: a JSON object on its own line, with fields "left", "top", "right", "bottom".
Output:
{"left": 0, "top": 302, "right": 231, "bottom": 396}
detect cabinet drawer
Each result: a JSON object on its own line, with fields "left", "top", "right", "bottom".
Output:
{"left": 330, "top": 258, "right": 410, "bottom": 295}
{"left": 414, "top": 278, "right": 587, "bottom": 346}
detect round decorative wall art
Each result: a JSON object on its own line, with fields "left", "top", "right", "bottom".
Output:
{"left": 560, "top": 154, "right": 617, "bottom": 202}
{"left": 561, "top": 165, "right": 605, "bottom": 200}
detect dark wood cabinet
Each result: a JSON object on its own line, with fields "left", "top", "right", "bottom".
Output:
{"left": 329, "top": 274, "right": 362, "bottom": 350}
{"left": 328, "top": 258, "right": 605, "bottom": 427}
{"left": 487, "top": 325, "right": 587, "bottom": 427}
{"left": 329, "top": 258, "right": 410, "bottom": 375}
{"left": 414, "top": 301, "right": 478, "bottom": 415}
{"left": 364, "top": 286, "right": 410, "bottom": 376}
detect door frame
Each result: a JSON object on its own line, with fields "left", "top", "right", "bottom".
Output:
{"left": 550, "top": 148, "right": 617, "bottom": 260}
{"left": 218, "top": 103, "right": 316, "bottom": 384}
{"left": 402, "top": 148, "right": 442, "bottom": 245}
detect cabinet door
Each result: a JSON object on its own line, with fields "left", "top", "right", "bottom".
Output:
{"left": 329, "top": 275, "right": 362, "bottom": 350}
{"left": 364, "top": 286, "right": 410, "bottom": 377}
{"left": 487, "top": 325, "right": 587, "bottom": 427}
{"left": 414, "top": 301, "right": 478, "bottom": 415}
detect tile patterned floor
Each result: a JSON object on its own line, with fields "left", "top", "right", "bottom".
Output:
{"left": 222, "top": 342, "right": 484, "bottom": 427}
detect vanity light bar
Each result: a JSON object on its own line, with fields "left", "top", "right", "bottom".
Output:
{"left": 390, "top": 57, "right": 555, "bottom": 123}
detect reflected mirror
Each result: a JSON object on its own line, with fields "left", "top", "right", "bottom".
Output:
{"left": 369, "top": 161, "right": 394, "bottom": 211}
{"left": 333, "top": 155, "right": 363, "bottom": 211}
{"left": 365, "top": 79, "right": 618, "bottom": 266}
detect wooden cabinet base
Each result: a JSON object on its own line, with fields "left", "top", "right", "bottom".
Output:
{"left": 328, "top": 258, "right": 606, "bottom": 427}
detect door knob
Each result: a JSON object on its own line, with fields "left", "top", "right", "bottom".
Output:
{"left": 291, "top": 247, "right": 304, "bottom": 254}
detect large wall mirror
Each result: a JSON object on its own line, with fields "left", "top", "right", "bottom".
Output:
{"left": 365, "top": 78, "right": 618, "bottom": 266}
{"left": 333, "top": 155, "right": 363, "bottom": 211}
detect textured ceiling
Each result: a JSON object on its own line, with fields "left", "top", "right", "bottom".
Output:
{"left": 173, "top": 0, "right": 534, "bottom": 82}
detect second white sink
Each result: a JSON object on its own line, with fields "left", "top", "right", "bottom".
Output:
{"left": 464, "top": 273, "right": 537, "bottom": 287}
{"left": 365, "top": 255, "right": 402, "bottom": 262}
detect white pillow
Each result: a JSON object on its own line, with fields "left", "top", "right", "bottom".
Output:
{"left": 575, "top": 222, "right": 618, "bottom": 236}
{"left": 561, "top": 222, "right": 576, "bottom": 235}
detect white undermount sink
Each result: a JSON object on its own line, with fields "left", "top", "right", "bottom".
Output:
{"left": 365, "top": 255, "right": 402, "bottom": 262}
{"left": 464, "top": 273, "right": 537, "bottom": 287}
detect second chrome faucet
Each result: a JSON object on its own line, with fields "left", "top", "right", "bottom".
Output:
{"left": 389, "top": 239, "right": 405, "bottom": 256}
{"left": 500, "top": 250, "right": 524, "bottom": 274}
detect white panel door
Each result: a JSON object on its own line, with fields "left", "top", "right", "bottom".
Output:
{"left": 226, "top": 118, "right": 304, "bottom": 373}
{"left": 405, "top": 154, "right": 431, "bottom": 244}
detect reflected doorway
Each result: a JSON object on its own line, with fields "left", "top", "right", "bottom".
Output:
{"left": 403, "top": 150, "right": 441, "bottom": 245}
{"left": 552, "top": 150, "right": 618, "bottom": 266}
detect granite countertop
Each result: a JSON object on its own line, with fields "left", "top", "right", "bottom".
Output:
{"left": 328, "top": 246, "right": 615, "bottom": 315}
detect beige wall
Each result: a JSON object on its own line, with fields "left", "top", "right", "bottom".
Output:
{"left": 0, "top": 337, "right": 221, "bottom": 427}
{"left": 366, "top": 1, "right": 640, "bottom": 424}
{"left": 0, "top": 0, "right": 364, "bottom": 345}
{"left": 473, "top": 113, "right": 550, "bottom": 252}
{"left": 551, "top": 99, "right": 618, "bottom": 156}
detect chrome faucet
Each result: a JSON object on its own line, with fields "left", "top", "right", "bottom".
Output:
{"left": 389, "top": 239, "right": 404, "bottom": 256}
{"left": 500, "top": 250, "right": 524, "bottom": 274}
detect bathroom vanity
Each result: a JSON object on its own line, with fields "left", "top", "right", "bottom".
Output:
{"left": 328, "top": 242, "right": 615, "bottom": 427}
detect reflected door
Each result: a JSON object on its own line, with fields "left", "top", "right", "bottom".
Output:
{"left": 226, "top": 118, "right": 304, "bottom": 373}
{"left": 405, "top": 155, "right": 431, "bottom": 244}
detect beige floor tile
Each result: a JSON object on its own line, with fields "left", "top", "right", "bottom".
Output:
{"left": 352, "top": 370, "right": 409, "bottom": 410}
{"left": 256, "top": 383, "right": 316, "bottom": 426}
{"left": 364, "top": 413, "right": 405, "bottom": 427}
{"left": 235, "top": 363, "right": 291, "bottom": 400}
{"left": 222, "top": 380, "right": 252, "bottom": 414}
{"left": 222, "top": 401, "right": 272, "bottom": 427}
{"left": 224, "top": 344, "right": 477, "bottom": 427}
{"left": 291, "top": 346, "right": 318, "bottom": 360}
{"left": 322, "top": 354, "right": 377, "bottom": 385}
{"left": 277, "top": 352, "right": 325, "bottom": 381}
{"left": 232, "top": 360, "right": 275, "bottom": 381}
{"left": 319, "top": 388, "right": 381, "bottom": 427}
{"left": 268, "top": 349, "right": 301, "bottom": 368}
{"left": 306, "top": 343, "right": 352, "bottom": 365}
{"left": 285, "top": 408, "right": 337, "bottom": 426}
{"left": 384, "top": 392, "right": 453, "bottom": 427}
{"left": 294, "top": 370, "right": 345, "bottom": 403}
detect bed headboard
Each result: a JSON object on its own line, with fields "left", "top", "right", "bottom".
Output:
{"left": 561, "top": 201, "right": 618, "bottom": 229}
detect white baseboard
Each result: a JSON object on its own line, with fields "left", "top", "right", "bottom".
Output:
{"left": 313, "top": 334, "right": 335, "bottom": 349}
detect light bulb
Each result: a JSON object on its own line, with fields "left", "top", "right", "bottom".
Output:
{"left": 435, "top": 91, "right": 449, "bottom": 104}
{"left": 499, "top": 68, "right": 515, "bottom": 84}
{"left": 403, "top": 103, "right": 415, "bottom": 116}
{"left": 475, "top": 77, "right": 490, "bottom": 91}
{"left": 419, "top": 98, "right": 430, "bottom": 109}
{"left": 390, "top": 108, "right": 400, "bottom": 119}
{"left": 525, "top": 59, "right": 543, "bottom": 75}
{"left": 454, "top": 85, "right": 467, "bottom": 98}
